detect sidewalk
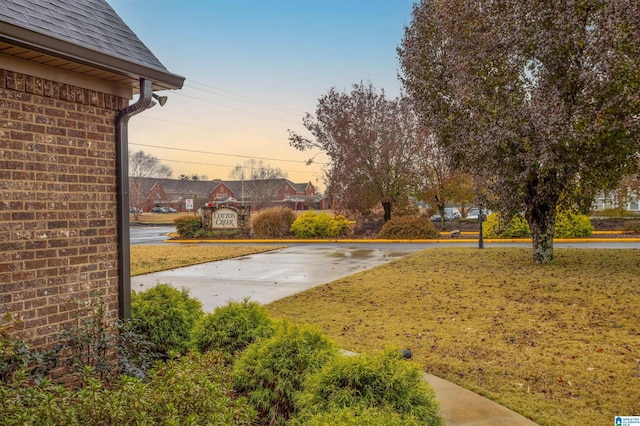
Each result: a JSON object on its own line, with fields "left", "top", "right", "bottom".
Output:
{"left": 424, "top": 374, "right": 538, "bottom": 425}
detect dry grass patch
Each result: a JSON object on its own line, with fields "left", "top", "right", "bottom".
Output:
{"left": 130, "top": 245, "right": 282, "bottom": 276}
{"left": 267, "top": 247, "right": 640, "bottom": 426}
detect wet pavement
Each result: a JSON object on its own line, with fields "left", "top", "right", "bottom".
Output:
{"left": 131, "top": 245, "right": 414, "bottom": 312}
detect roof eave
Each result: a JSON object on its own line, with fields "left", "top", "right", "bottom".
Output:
{"left": 0, "top": 22, "right": 184, "bottom": 91}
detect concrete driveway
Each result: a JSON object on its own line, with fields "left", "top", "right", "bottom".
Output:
{"left": 131, "top": 245, "right": 414, "bottom": 312}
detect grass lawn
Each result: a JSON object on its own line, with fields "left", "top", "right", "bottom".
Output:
{"left": 266, "top": 247, "right": 640, "bottom": 426}
{"left": 130, "top": 245, "right": 282, "bottom": 276}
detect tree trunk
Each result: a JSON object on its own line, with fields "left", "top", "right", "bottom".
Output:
{"left": 526, "top": 204, "right": 557, "bottom": 264}
{"left": 382, "top": 201, "right": 392, "bottom": 222}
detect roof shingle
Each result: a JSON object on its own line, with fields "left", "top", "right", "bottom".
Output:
{"left": 1, "top": 0, "right": 170, "bottom": 73}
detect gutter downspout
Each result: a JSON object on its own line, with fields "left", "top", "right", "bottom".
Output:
{"left": 116, "top": 78, "right": 153, "bottom": 319}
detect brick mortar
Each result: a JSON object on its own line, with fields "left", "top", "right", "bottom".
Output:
{"left": 1, "top": 68, "right": 125, "bottom": 349}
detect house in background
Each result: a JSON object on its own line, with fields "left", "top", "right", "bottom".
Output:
{"left": 1, "top": 0, "right": 184, "bottom": 348}
{"left": 133, "top": 177, "right": 326, "bottom": 212}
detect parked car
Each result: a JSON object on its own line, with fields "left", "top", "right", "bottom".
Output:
{"left": 431, "top": 207, "right": 461, "bottom": 222}
{"left": 465, "top": 207, "right": 490, "bottom": 221}
{"left": 167, "top": 207, "right": 177, "bottom": 213}
{"left": 151, "top": 207, "right": 168, "bottom": 214}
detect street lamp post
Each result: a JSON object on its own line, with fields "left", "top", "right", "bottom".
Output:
{"left": 478, "top": 204, "right": 484, "bottom": 249}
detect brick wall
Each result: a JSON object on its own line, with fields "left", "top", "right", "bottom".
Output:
{"left": 0, "top": 69, "right": 129, "bottom": 348}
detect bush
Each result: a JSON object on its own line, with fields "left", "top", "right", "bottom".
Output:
{"left": 0, "top": 351, "right": 256, "bottom": 425}
{"left": 290, "top": 211, "right": 353, "bottom": 238}
{"left": 251, "top": 207, "right": 296, "bottom": 238}
{"left": 623, "top": 220, "right": 640, "bottom": 234}
{"left": 554, "top": 210, "right": 594, "bottom": 238}
{"left": 54, "top": 296, "right": 156, "bottom": 384}
{"left": 484, "top": 213, "right": 531, "bottom": 238}
{"left": 233, "top": 322, "right": 338, "bottom": 425}
{"left": 293, "top": 347, "right": 442, "bottom": 425}
{"left": 288, "top": 405, "right": 429, "bottom": 426}
{"left": 484, "top": 210, "right": 593, "bottom": 239}
{"left": 1, "top": 314, "right": 56, "bottom": 384}
{"left": 593, "top": 208, "right": 632, "bottom": 218}
{"left": 192, "top": 299, "right": 276, "bottom": 357}
{"left": 131, "top": 284, "right": 203, "bottom": 358}
{"left": 174, "top": 215, "right": 203, "bottom": 237}
{"left": 378, "top": 216, "right": 440, "bottom": 239}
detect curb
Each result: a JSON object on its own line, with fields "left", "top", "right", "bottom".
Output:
{"left": 164, "top": 237, "right": 640, "bottom": 244}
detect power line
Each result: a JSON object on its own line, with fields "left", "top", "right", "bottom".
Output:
{"left": 130, "top": 142, "right": 328, "bottom": 165}
{"left": 172, "top": 91, "right": 301, "bottom": 125}
{"left": 185, "top": 80, "right": 305, "bottom": 117}
{"left": 155, "top": 157, "right": 320, "bottom": 175}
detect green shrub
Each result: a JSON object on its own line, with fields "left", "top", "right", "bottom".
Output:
{"left": 288, "top": 405, "right": 428, "bottom": 426}
{"left": 378, "top": 216, "right": 440, "bottom": 239}
{"left": 484, "top": 213, "right": 531, "bottom": 238}
{"left": 131, "top": 284, "right": 203, "bottom": 358}
{"left": 251, "top": 207, "right": 296, "bottom": 238}
{"left": 233, "top": 322, "right": 338, "bottom": 425}
{"left": 1, "top": 314, "right": 56, "bottom": 384}
{"left": 0, "top": 351, "right": 255, "bottom": 425}
{"left": 174, "top": 215, "right": 203, "bottom": 237}
{"left": 54, "top": 296, "right": 156, "bottom": 384}
{"left": 290, "top": 211, "right": 353, "bottom": 238}
{"left": 554, "top": 210, "right": 594, "bottom": 238}
{"left": 192, "top": 299, "right": 276, "bottom": 357}
{"left": 484, "top": 210, "right": 593, "bottom": 239}
{"left": 294, "top": 347, "right": 442, "bottom": 426}
{"left": 593, "top": 208, "right": 632, "bottom": 218}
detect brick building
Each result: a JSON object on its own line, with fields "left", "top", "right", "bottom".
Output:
{"left": 133, "top": 177, "right": 325, "bottom": 212}
{"left": 0, "top": 0, "right": 184, "bottom": 347}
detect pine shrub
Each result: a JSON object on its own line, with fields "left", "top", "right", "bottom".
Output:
{"left": 378, "top": 216, "right": 440, "bottom": 239}
{"left": 290, "top": 211, "right": 353, "bottom": 238}
{"left": 131, "top": 284, "right": 203, "bottom": 358}
{"left": 174, "top": 215, "right": 203, "bottom": 237}
{"left": 250, "top": 207, "right": 296, "bottom": 238}
{"left": 293, "top": 347, "right": 442, "bottom": 425}
{"left": 192, "top": 299, "right": 276, "bottom": 357}
{"left": 233, "top": 322, "right": 338, "bottom": 425}
{"left": 288, "top": 405, "right": 428, "bottom": 426}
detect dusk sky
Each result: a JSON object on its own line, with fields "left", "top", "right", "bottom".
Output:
{"left": 108, "top": 0, "right": 416, "bottom": 188}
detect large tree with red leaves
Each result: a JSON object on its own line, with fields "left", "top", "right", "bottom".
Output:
{"left": 399, "top": 0, "right": 640, "bottom": 263}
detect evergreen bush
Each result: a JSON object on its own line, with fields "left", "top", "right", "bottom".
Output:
{"left": 484, "top": 213, "right": 531, "bottom": 238}
{"left": 293, "top": 347, "right": 442, "bottom": 425}
{"left": 288, "top": 405, "right": 428, "bottom": 426}
{"left": 131, "top": 284, "right": 203, "bottom": 358}
{"left": 192, "top": 299, "right": 276, "bottom": 357}
{"left": 554, "top": 210, "right": 594, "bottom": 238}
{"left": 484, "top": 210, "right": 593, "bottom": 239}
{"left": 290, "top": 211, "right": 353, "bottom": 238}
{"left": 233, "top": 322, "right": 338, "bottom": 425}
{"left": 0, "top": 351, "right": 256, "bottom": 425}
{"left": 174, "top": 215, "right": 203, "bottom": 237}
{"left": 250, "top": 207, "right": 296, "bottom": 238}
{"left": 378, "top": 216, "right": 440, "bottom": 239}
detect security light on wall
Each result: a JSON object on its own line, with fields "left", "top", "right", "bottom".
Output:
{"left": 152, "top": 93, "right": 168, "bottom": 106}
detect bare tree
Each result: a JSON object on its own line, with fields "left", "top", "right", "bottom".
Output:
{"left": 400, "top": 0, "right": 640, "bottom": 263}
{"left": 128, "top": 150, "right": 172, "bottom": 218}
{"left": 230, "top": 159, "right": 287, "bottom": 209}
{"left": 289, "top": 82, "right": 425, "bottom": 221}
